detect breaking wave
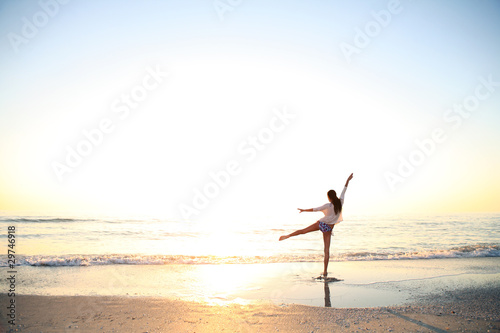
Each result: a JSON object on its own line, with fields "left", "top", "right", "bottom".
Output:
{"left": 2, "top": 244, "right": 499, "bottom": 267}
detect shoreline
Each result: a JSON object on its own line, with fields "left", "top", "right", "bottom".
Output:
{"left": 2, "top": 286, "right": 499, "bottom": 332}
{"left": 9, "top": 257, "right": 500, "bottom": 308}
{"left": 1, "top": 258, "right": 499, "bottom": 331}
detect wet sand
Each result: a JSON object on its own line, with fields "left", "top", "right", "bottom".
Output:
{"left": 2, "top": 287, "right": 499, "bottom": 333}
{"left": 1, "top": 258, "right": 499, "bottom": 332}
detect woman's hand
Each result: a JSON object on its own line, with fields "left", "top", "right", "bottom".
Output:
{"left": 298, "top": 208, "right": 305, "bottom": 213}
{"left": 345, "top": 173, "right": 354, "bottom": 186}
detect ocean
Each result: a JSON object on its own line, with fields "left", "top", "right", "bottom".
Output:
{"left": 1, "top": 212, "right": 499, "bottom": 307}
{"left": 1, "top": 212, "right": 499, "bottom": 267}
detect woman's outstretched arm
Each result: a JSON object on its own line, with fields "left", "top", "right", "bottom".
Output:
{"left": 345, "top": 173, "right": 354, "bottom": 187}
{"left": 297, "top": 208, "right": 313, "bottom": 213}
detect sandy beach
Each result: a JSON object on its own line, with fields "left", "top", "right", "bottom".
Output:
{"left": 3, "top": 287, "right": 499, "bottom": 333}
{"left": 1, "top": 258, "right": 499, "bottom": 332}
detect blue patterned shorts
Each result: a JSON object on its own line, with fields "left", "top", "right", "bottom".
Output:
{"left": 319, "top": 221, "right": 333, "bottom": 233}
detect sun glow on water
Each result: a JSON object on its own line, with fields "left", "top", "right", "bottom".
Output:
{"left": 192, "top": 264, "right": 264, "bottom": 304}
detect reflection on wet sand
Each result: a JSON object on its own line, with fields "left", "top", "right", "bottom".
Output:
{"left": 324, "top": 281, "right": 331, "bottom": 307}
{"left": 318, "top": 277, "right": 342, "bottom": 307}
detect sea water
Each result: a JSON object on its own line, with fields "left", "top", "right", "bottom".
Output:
{"left": 1, "top": 212, "right": 498, "bottom": 266}
{"left": 1, "top": 213, "right": 499, "bottom": 307}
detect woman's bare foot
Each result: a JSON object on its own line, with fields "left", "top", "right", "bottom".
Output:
{"left": 279, "top": 235, "right": 289, "bottom": 241}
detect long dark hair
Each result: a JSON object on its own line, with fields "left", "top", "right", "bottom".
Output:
{"left": 327, "top": 190, "right": 342, "bottom": 215}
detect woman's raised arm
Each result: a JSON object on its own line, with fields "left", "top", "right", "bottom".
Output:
{"left": 345, "top": 173, "right": 354, "bottom": 187}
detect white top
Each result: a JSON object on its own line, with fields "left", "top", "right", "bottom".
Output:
{"left": 312, "top": 186, "right": 347, "bottom": 225}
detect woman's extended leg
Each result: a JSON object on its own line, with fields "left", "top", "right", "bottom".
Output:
{"left": 279, "top": 221, "right": 319, "bottom": 241}
{"left": 322, "top": 230, "right": 332, "bottom": 277}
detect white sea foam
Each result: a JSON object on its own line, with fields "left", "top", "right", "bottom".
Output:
{"left": 2, "top": 244, "right": 498, "bottom": 267}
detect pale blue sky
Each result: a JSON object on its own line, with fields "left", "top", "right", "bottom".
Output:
{"left": 1, "top": 0, "right": 499, "bottom": 221}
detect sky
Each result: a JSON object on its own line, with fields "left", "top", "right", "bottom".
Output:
{"left": 1, "top": 0, "right": 499, "bottom": 222}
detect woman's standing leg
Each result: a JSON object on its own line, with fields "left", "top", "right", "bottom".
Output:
{"left": 279, "top": 221, "right": 320, "bottom": 241}
{"left": 322, "top": 230, "right": 332, "bottom": 277}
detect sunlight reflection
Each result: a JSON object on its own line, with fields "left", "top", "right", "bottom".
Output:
{"left": 197, "top": 231, "right": 252, "bottom": 257}
{"left": 194, "top": 264, "right": 264, "bottom": 305}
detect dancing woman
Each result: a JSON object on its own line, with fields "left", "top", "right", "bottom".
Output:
{"left": 279, "top": 173, "right": 353, "bottom": 278}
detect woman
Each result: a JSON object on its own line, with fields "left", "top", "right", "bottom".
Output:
{"left": 279, "top": 173, "right": 354, "bottom": 278}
